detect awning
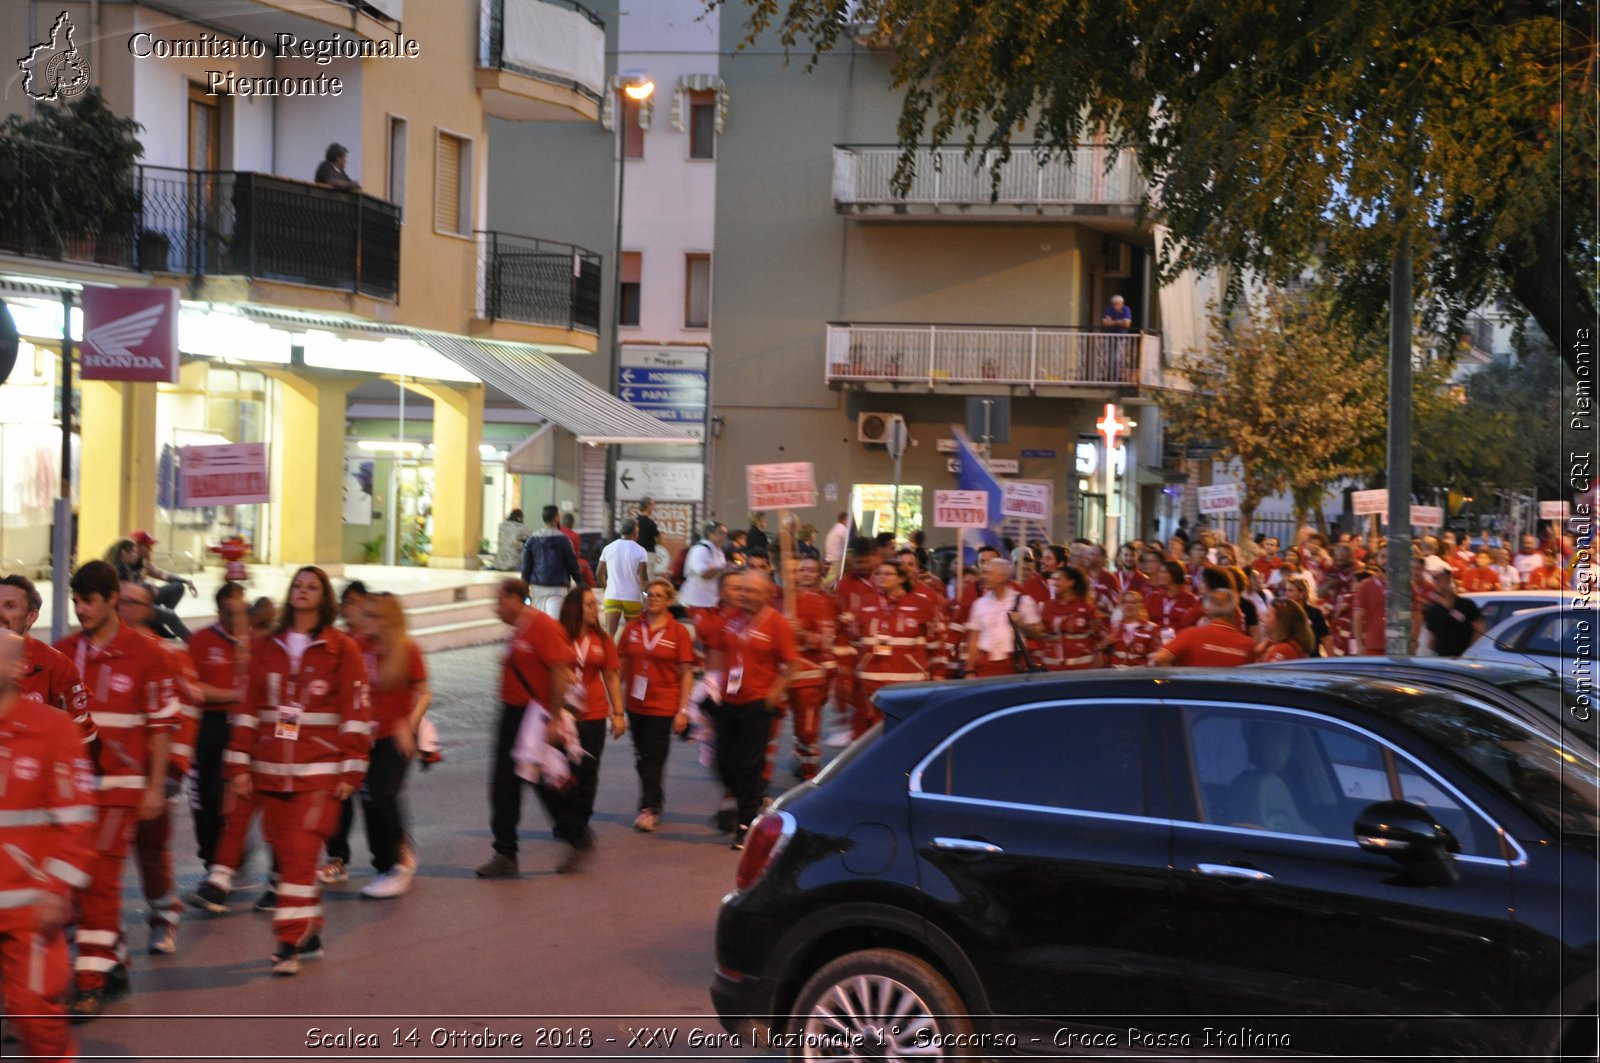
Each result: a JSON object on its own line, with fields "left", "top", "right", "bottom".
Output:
{"left": 235, "top": 304, "right": 411, "bottom": 338}
{"left": 1138, "top": 465, "right": 1188, "bottom": 486}
{"left": 414, "top": 331, "right": 697, "bottom": 446}
{"left": 505, "top": 423, "right": 556, "bottom": 474}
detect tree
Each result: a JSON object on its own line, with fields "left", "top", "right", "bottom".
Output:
{"left": 731, "top": 0, "right": 1592, "bottom": 372}
{"left": 1159, "top": 288, "right": 1387, "bottom": 541}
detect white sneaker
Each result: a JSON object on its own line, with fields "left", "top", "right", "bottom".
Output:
{"left": 824, "top": 728, "right": 853, "bottom": 748}
{"left": 360, "top": 867, "right": 412, "bottom": 899}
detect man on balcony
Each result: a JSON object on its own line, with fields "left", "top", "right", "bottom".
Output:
{"left": 313, "top": 143, "right": 360, "bottom": 191}
{"left": 1100, "top": 294, "right": 1134, "bottom": 331}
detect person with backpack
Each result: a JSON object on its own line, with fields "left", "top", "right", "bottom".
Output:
{"left": 678, "top": 522, "right": 729, "bottom": 627}
{"left": 521, "top": 506, "right": 583, "bottom": 619}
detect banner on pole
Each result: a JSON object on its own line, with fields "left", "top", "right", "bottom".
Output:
{"left": 1409, "top": 505, "right": 1444, "bottom": 529}
{"left": 1000, "top": 481, "right": 1050, "bottom": 520}
{"left": 1196, "top": 483, "right": 1242, "bottom": 514}
{"left": 179, "top": 443, "right": 269, "bottom": 505}
{"left": 746, "top": 462, "right": 817, "bottom": 511}
{"left": 933, "top": 490, "right": 990, "bottom": 529}
{"left": 1539, "top": 500, "right": 1571, "bottom": 521}
{"left": 1351, "top": 489, "right": 1389, "bottom": 517}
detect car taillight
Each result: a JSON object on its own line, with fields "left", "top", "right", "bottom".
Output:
{"left": 734, "top": 810, "right": 792, "bottom": 891}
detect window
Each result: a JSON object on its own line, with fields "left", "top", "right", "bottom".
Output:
{"left": 1180, "top": 706, "right": 1492, "bottom": 854}
{"left": 850, "top": 484, "right": 922, "bottom": 539}
{"left": 434, "top": 131, "right": 472, "bottom": 236}
{"left": 619, "top": 252, "right": 642, "bottom": 327}
{"left": 188, "top": 83, "right": 219, "bottom": 172}
{"left": 688, "top": 89, "right": 716, "bottom": 159}
{"left": 684, "top": 253, "right": 711, "bottom": 328}
{"left": 387, "top": 116, "right": 408, "bottom": 211}
{"left": 620, "top": 93, "right": 645, "bottom": 159}
{"left": 920, "top": 704, "right": 1147, "bottom": 816}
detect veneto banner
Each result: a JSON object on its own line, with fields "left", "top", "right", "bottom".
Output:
{"left": 933, "top": 490, "right": 990, "bottom": 528}
{"left": 180, "top": 443, "right": 270, "bottom": 506}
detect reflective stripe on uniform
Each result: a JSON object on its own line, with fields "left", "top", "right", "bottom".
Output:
{"left": 73, "top": 955, "right": 121, "bottom": 972}
{"left": 74, "top": 929, "right": 120, "bottom": 947}
{"left": 43, "top": 858, "right": 90, "bottom": 889}
{"left": 251, "top": 762, "right": 341, "bottom": 776}
{"left": 276, "top": 881, "right": 318, "bottom": 898}
{"left": 0, "top": 888, "right": 43, "bottom": 909}
{"left": 272, "top": 905, "right": 323, "bottom": 921}
{"left": 340, "top": 759, "right": 367, "bottom": 775}
{"left": 99, "top": 775, "right": 147, "bottom": 789}
{"left": 223, "top": 751, "right": 251, "bottom": 765}
{"left": 261, "top": 711, "right": 342, "bottom": 727}
{"left": 0, "top": 809, "right": 51, "bottom": 827}
{"left": 50, "top": 803, "right": 99, "bottom": 825}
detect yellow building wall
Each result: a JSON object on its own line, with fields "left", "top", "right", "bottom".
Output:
{"left": 78, "top": 380, "right": 158, "bottom": 559}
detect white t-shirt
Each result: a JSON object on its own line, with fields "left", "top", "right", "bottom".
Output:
{"left": 967, "top": 588, "right": 1042, "bottom": 662}
{"left": 679, "top": 540, "right": 727, "bottom": 609}
{"left": 599, "top": 538, "right": 648, "bottom": 603}
{"left": 285, "top": 631, "right": 312, "bottom": 673}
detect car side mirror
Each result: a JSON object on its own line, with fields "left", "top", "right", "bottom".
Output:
{"left": 1354, "top": 800, "right": 1461, "bottom": 864}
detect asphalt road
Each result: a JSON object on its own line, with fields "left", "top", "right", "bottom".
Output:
{"left": 72, "top": 642, "right": 765, "bottom": 1062}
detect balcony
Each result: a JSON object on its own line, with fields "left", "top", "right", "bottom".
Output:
{"left": 137, "top": 0, "right": 401, "bottom": 44}
{"left": 833, "top": 145, "right": 1148, "bottom": 224}
{"left": 477, "top": 0, "right": 606, "bottom": 123}
{"left": 0, "top": 139, "right": 138, "bottom": 270}
{"left": 138, "top": 168, "right": 400, "bottom": 304}
{"left": 825, "top": 323, "right": 1187, "bottom": 395}
{"left": 472, "top": 231, "right": 602, "bottom": 351}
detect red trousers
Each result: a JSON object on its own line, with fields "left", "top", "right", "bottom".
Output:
{"left": 788, "top": 685, "right": 827, "bottom": 780}
{"left": 205, "top": 788, "right": 261, "bottom": 892}
{"left": 259, "top": 789, "right": 340, "bottom": 948}
{"left": 852, "top": 681, "right": 885, "bottom": 738}
{"left": 972, "top": 657, "right": 1015, "bottom": 678}
{"left": 73, "top": 805, "right": 134, "bottom": 991}
{"left": 1, "top": 915, "right": 74, "bottom": 1062}
{"left": 134, "top": 801, "right": 181, "bottom": 931}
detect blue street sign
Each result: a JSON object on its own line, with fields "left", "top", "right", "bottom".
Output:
{"left": 1021, "top": 448, "right": 1057, "bottom": 459}
{"left": 619, "top": 385, "right": 706, "bottom": 406}
{"left": 633, "top": 406, "right": 705, "bottom": 423}
{"left": 618, "top": 367, "right": 707, "bottom": 387}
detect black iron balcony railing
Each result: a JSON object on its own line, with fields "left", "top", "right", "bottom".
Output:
{"left": 476, "top": 231, "right": 602, "bottom": 334}
{"left": 481, "top": 0, "right": 605, "bottom": 104}
{"left": 137, "top": 167, "right": 401, "bottom": 299}
{"left": 0, "top": 138, "right": 137, "bottom": 267}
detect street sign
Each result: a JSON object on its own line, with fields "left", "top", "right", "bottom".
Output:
{"left": 614, "top": 460, "right": 703, "bottom": 502}
{"left": 1001, "top": 481, "right": 1050, "bottom": 520}
{"left": 80, "top": 287, "right": 180, "bottom": 384}
{"left": 1021, "top": 449, "right": 1056, "bottom": 459}
{"left": 1540, "top": 500, "right": 1571, "bottom": 520}
{"left": 1352, "top": 488, "right": 1388, "bottom": 517}
{"left": 937, "top": 438, "right": 987, "bottom": 455}
{"left": 1197, "top": 483, "right": 1242, "bottom": 514}
{"left": 1410, "top": 505, "right": 1444, "bottom": 528}
{"left": 179, "top": 443, "right": 269, "bottom": 505}
{"left": 619, "top": 347, "right": 708, "bottom": 432}
{"left": 948, "top": 458, "right": 1019, "bottom": 475}
{"left": 933, "top": 490, "right": 990, "bottom": 529}
{"left": 747, "top": 462, "right": 817, "bottom": 510}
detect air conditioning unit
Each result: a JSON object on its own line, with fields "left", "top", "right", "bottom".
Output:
{"left": 1104, "top": 239, "right": 1133, "bottom": 278}
{"left": 858, "top": 411, "right": 905, "bottom": 445}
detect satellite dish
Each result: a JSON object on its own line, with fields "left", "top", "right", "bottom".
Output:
{"left": 0, "top": 301, "right": 18, "bottom": 386}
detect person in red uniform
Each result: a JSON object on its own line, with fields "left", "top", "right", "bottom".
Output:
{"left": 477, "top": 579, "right": 577, "bottom": 880}
{"left": 555, "top": 586, "right": 623, "bottom": 854}
{"left": 897, "top": 548, "right": 951, "bottom": 677}
{"left": 1352, "top": 563, "right": 1389, "bottom": 656}
{"left": 1144, "top": 561, "right": 1198, "bottom": 638}
{"left": 183, "top": 583, "right": 248, "bottom": 881}
{"left": 1250, "top": 537, "right": 1284, "bottom": 586}
{"left": 1126, "top": 547, "right": 1163, "bottom": 600}
{"left": 1458, "top": 549, "right": 1502, "bottom": 593}
{"left": 1260, "top": 598, "right": 1317, "bottom": 661}
{"left": 0, "top": 630, "right": 96, "bottom": 1062}
{"left": 1525, "top": 548, "right": 1567, "bottom": 590}
{"left": 853, "top": 559, "right": 941, "bottom": 734}
{"left": 1154, "top": 590, "right": 1260, "bottom": 667}
{"left": 227, "top": 566, "right": 369, "bottom": 976}
{"left": 1317, "top": 544, "right": 1360, "bottom": 656}
{"left": 831, "top": 538, "right": 881, "bottom": 735}
{"left": 117, "top": 581, "right": 194, "bottom": 958}
{"left": 53, "top": 562, "right": 176, "bottom": 1017}
{"left": 1109, "top": 591, "right": 1162, "bottom": 668}
{"left": 1041, "top": 566, "right": 1105, "bottom": 671}
{"left": 0, "top": 574, "right": 93, "bottom": 746}
{"left": 618, "top": 579, "right": 693, "bottom": 835}
{"left": 707, "top": 571, "right": 798, "bottom": 848}
{"left": 787, "top": 558, "right": 837, "bottom": 781}
{"left": 1085, "top": 545, "right": 1122, "bottom": 618}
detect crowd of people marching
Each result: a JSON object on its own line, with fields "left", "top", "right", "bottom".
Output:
{"left": 0, "top": 512, "right": 1578, "bottom": 1059}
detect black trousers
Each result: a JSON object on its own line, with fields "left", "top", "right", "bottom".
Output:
{"left": 627, "top": 712, "right": 674, "bottom": 813}
{"left": 190, "top": 711, "right": 232, "bottom": 866}
{"left": 491, "top": 703, "right": 592, "bottom": 857}
{"left": 567, "top": 718, "right": 607, "bottom": 836}
{"left": 711, "top": 700, "right": 775, "bottom": 829}
{"left": 327, "top": 736, "right": 411, "bottom": 872}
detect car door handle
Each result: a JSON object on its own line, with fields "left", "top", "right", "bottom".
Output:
{"left": 931, "top": 836, "right": 1004, "bottom": 854}
{"left": 1194, "top": 863, "right": 1273, "bottom": 882}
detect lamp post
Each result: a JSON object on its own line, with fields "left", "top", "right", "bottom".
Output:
{"left": 1096, "top": 403, "right": 1130, "bottom": 552}
{"left": 604, "top": 70, "right": 653, "bottom": 534}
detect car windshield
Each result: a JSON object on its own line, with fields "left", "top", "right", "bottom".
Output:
{"left": 1393, "top": 692, "right": 1600, "bottom": 838}
{"left": 1493, "top": 677, "right": 1598, "bottom": 749}
{"left": 811, "top": 720, "right": 881, "bottom": 786}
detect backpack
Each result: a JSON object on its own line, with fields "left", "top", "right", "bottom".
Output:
{"left": 668, "top": 545, "right": 691, "bottom": 589}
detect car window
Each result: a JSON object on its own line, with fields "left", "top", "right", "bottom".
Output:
{"left": 1179, "top": 706, "right": 1494, "bottom": 854}
{"left": 1520, "top": 615, "right": 1562, "bottom": 655}
{"left": 919, "top": 703, "right": 1147, "bottom": 816}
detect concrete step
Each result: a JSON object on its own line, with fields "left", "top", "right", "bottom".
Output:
{"left": 406, "top": 599, "right": 499, "bottom": 626}
{"left": 412, "top": 617, "right": 505, "bottom": 653}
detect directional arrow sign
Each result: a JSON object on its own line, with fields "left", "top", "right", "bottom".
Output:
{"left": 618, "top": 367, "right": 707, "bottom": 386}
{"left": 619, "top": 385, "right": 707, "bottom": 405}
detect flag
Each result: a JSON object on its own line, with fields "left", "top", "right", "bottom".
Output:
{"left": 951, "top": 425, "right": 1002, "bottom": 560}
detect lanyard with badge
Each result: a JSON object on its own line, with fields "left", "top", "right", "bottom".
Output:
{"left": 725, "top": 611, "right": 766, "bottom": 697}
{"left": 567, "top": 635, "right": 595, "bottom": 713}
{"left": 631, "top": 623, "right": 669, "bottom": 702}
{"left": 271, "top": 643, "right": 310, "bottom": 742}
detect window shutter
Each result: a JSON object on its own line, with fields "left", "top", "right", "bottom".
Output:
{"left": 436, "top": 133, "right": 462, "bottom": 233}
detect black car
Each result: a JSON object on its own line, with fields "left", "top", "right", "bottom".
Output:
{"left": 1259, "top": 656, "right": 1598, "bottom": 749}
{"left": 712, "top": 671, "right": 1599, "bottom": 1060}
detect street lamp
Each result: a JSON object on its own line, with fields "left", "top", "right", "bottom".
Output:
{"left": 605, "top": 70, "right": 653, "bottom": 533}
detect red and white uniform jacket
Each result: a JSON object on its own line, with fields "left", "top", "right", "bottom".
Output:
{"left": 56, "top": 624, "right": 180, "bottom": 807}
{"left": 1320, "top": 568, "right": 1358, "bottom": 649}
{"left": 1109, "top": 620, "right": 1162, "bottom": 668}
{"left": 0, "top": 698, "right": 96, "bottom": 916}
{"left": 16, "top": 635, "right": 94, "bottom": 746}
{"left": 227, "top": 628, "right": 370, "bottom": 795}
{"left": 790, "top": 590, "right": 838, "bottom": 691}
{"left": 157, "top": 639, "right": 202, "bottom": 779}
{"left": 856, "top": 592, "right": 942, "bottom": 689}
{"left": 188, "top": 623, "right": 245, "bottom": 717}
{"left": 832, "top": 571, "right": 879, "bottom": 681}
{"left": 1144, "top": 588, "right": 1198, "bottom": 634}
{"left": 1042, "top": 597, "right": 1107, "bottom": 670}
{"left": 917, "top": 575, "right": 952, "bottom": 676}
{"left": 1090, "top": 571, "right": 1121, "bottom": 618}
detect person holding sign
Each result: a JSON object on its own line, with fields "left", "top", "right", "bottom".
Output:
{"left": 853, "top": 559, "right": 942, "bottom": 736}
{"left": 705, "top": 571, "right": 798, "bottom": 850}
{"left": 617, "top": 580, "right": 694, "bottom": 834}
{"left": 229, "top": 567, "right": 369, "bottom": 976}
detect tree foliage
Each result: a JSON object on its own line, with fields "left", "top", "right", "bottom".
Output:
{"left": 730, "top": 0, "right": 1592, "bottom": 369}
{"left": 1158, "top": 287, "right": 1388, "bottom": 540}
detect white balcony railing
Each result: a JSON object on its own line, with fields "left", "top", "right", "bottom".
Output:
{"left": 826, "top": 324, "right": 1180, "bottom": 391}
{"left": 833, "top": 145, "right": 1146, "bottom": 210}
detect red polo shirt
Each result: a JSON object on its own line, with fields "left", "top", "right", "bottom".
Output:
{"left": 717, "top": 606, "right": 799, "bottom": 705}
{"left": 1161, "top": 621, "right": 1258, "bottom": 667}
{"left": 619, "top": 617, "right": 694, "bottom": 716}
{"left": 501, "top": 608, "right": 577, "bottom": 709}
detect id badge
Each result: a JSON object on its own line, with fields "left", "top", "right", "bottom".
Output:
{"left": 874, "top": 643, "right": 890, "bottom": 656}
{"left": 630, "top": 674, "right": 649, "bottom": 702}
{"left": 726, "top": 666, "right": 743, "bottom": 697}
{"left": 275, "top": 703, "right": 303, "bottom": 742}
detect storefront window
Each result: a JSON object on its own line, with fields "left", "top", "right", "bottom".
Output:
{"left": 0, "top": 340, "right": 68, "bottom": 571}
{"left": 851, "top": 483, "right": 923, "bottom": 541}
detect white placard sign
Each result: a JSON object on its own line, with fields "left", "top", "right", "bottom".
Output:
{"left": 1410, "top": 505, "right": 1444, "bottom": 529}
{"left": 1001, "top": 481, "right": 1050, "bottom": 520}
{"left": 1352, "top": 488, "right": 1389, "bottom": 517}
{"left": 933, "top": 490, "right": 990, "bottom": 529}
{"left": 746, "top": 462, "right": 817, "bottom": 510}
{"left": 179, "top": 443, "right": 270, "bottom": 506}
{"left": 1197, "top": 482, "right": 1242, "bottom": 514}
{"left": 1540, "top": 500, "right": 1571, "bottom": 520}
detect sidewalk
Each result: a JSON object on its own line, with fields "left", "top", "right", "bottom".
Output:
{"left": 34, "top": 562, "right": 509, "bottom": 638}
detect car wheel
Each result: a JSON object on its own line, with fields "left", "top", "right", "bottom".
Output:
{"left": 789, "top": 948, "right": 973, "bottom": 1058}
